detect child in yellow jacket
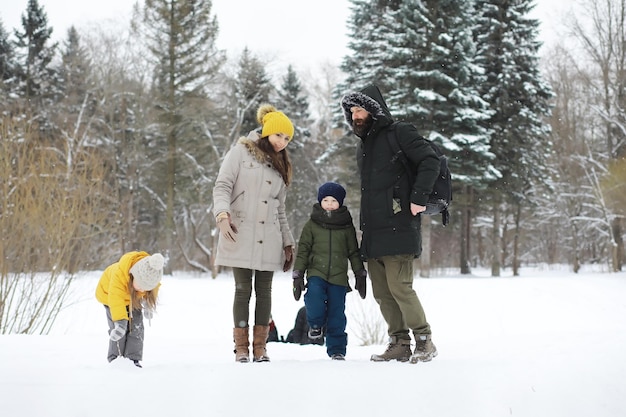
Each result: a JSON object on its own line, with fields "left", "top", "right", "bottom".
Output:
{"left": 95, "top": 251, "right": 164, "bottom": 367}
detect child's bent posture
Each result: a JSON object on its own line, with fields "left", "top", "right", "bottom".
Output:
{"left": 95, "top": 251, "right": 164, "bottom": 367}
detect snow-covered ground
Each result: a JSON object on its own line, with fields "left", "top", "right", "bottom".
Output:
{"left": 1, "top": 265, "right": 625, "bottom": 417}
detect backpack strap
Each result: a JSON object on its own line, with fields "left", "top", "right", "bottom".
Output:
{"left": 386, "top": 122, "right": 414, "bottom": 186}
{"left": 442, "top": 208, "right": 449, "bottom": 226}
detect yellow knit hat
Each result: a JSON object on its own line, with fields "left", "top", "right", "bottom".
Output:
{"left": 257, "top": 104, "right": 294, "bottom": 140}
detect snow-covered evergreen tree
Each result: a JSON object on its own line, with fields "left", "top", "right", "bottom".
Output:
{"left": 332, "top": 0, "right": 405, "bottom": 169}
{"left": 233, "top": 47, "right": 273, "bottom": 136}
{"left": 132, "top": 0, "right": 224, "bottom": 260}
{"left": 58, "top": 26, "right": 93, "bottom": 112}
{"left": 340, "top": 0, "right": 403, "bottom": 90}
{"left": 278, "top": 65, "right": 310, "bottom": 136}
{"left": 0, "top": 20, "right": 15, "bottom": 94}
{"left": 473, "top": 0, "right": 554, "bottom": 274}
{"left": 393, "top": 0, "right": 495, "bottom": 187}
{"left": 278, "top": 65, "right": 320, "bottom": 236}
{"left": 474, "top": 0, "right": 553, "bottom": 198}
{"left": 12, "top": 0, "right": 58, "bottom": 112}
{"left": 339, "top": 0, "right": 496, "bottom": 273}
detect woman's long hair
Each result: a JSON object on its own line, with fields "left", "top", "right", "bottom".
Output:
{"left": 256, "top": 136, "right": 292, "bottom": 186}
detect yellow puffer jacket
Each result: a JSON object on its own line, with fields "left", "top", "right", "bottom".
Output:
{"left": 95, "top": 251, "right": 160, "bottom": 321}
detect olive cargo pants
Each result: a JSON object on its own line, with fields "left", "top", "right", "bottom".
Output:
{"left": 367, "top": 254, "right": 431, "bottom": 339}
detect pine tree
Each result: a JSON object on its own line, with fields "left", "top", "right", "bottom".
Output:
{"left": 333, "top": 0, "right": 409, "bottom": 208}
{"left": 341, "top": 0, "right": 403, "bottom": 90}
{"left": 0, "top": 19, "right": 16, "bottom": 113}
{"left": 58, "top": 26, "right": 93, "bottom": 111}
{"left": 0, "top": 20, "right": 15, "bottom": 88}
{"left": 132, "top": 0, "right": 224, "bottom": 261}
{"left": 277, "top": 65, "right": 310, "bottom": 135}
{"left": 363, "top": 0, "right": 496, "bottom": 196}
{"left": 277, "top": 65, "right": 320, "bottom": 236}
{"left": 340, "top": 0, "right": 495, "bottom": 273}
{"left": 233, "top": 47, "right": 273, "bottom": 136}
{"left": 12, "top": 0, "right": 58, "bottom": 110}
{"left": 474, "top": 0, "right": 554, "bottom": 275}
{"left": 341, "top": 1, "right": 496, "bottom": 188}
{"left": 393, "top": 0, "right": 496, "bottom": 274}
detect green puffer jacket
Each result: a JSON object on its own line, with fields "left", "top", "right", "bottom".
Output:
{"left": 293, "top": 203, "right": 364, "bottom": 287}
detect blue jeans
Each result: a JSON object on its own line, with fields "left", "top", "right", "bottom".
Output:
{"left": 304, "top": 276, "right": 348, "bottom": 357}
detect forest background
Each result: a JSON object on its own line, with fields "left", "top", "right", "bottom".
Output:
{"left": 1, "top": 0, "right": 625, "bottom": 334}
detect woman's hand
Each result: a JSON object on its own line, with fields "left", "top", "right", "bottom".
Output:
{"left": 283, "top": 246, "right": 294, "bottom": 272}
{"left": 217, "top": 213, "right": 238, "bottom": 242}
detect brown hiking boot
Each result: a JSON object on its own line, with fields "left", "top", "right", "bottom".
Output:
{"left": 410, "top": 334, "right": 438, "bottom": 363}
{"left": 370, "top": 336, "right": 412, "bottom": 362}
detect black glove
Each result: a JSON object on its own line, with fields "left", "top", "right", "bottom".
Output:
{"left": 292, "top": 270, "right": 305, "bottom": 301}
{"left": 355, "top": 269, "right": 367, "bottom": 299}
{"left": 283, "top": 246, "right": 294, "bottom": 272}
{"left": 217, "top": 213, "right": 238, "bottom": 243}
{"left": 109, "top": 319, "right": 128, "bottom": 342}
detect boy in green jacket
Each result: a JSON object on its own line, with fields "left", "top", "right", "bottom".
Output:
{"left": 292, "top": 182, "right": 367, "bottom": 360}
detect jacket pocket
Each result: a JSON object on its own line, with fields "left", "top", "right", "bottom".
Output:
{"left": 231, "top": 191, "right": 245, "bottom": 222}
{"left": 388, "top": 181, "right": 407, "bottom": 216}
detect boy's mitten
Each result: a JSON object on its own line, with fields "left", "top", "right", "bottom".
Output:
{"left": 109, "top": 319, "right": 128, "bottom": 342}
{"left": 292, "top": 270, "right": 305, "bottom": 301}
{"left": 355, "top": 269, "right": 367, "bottom": 299}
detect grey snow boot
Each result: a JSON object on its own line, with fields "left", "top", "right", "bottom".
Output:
{"left": 370, "top": 336, "right": 412, "bottom": 362}
{"left": 410, "top": 334, "right": 438, "bottom": 363}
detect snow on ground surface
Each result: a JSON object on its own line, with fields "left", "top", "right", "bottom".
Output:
{"left": 1, "top": 265, "right": 625, "bottom": 417}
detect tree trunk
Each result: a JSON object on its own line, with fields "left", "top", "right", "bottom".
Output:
{"left": 491, "top": 200, "right": 501, "bottom": 277}
{"left": 460, "top": 207, "right": 471, "bottom": 274}
{"left": 211, "top": 230, "right": 220, "bottom": 278}
{"left": 572, "top": 222, "right": 580, "bottom": 273}
{"left": 611, "top": 217, "right": 623, "bottom": 272}
{"left": 512, "top": 203, "right": 521, "bottom": 276}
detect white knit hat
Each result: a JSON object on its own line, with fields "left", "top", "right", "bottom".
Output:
{"left": 130, "top": 253, "right": 164, "bottom": 291}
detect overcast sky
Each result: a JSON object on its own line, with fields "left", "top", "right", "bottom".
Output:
{"left": 0, "top": 0, "right": 351, "bottom": 73}
{"left": 1, "top": 0, "right": 570, "bottom": 71}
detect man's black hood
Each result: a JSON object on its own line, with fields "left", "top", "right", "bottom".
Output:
{"left": 340, "top": 84, "right": 394, "bottom": 126}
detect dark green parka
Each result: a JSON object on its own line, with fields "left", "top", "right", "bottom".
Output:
{"left": 341, "top": 85, "right": 440, "bottom": 259}
{"left": 293, "top": 203, "right": 364, "bottom": 287}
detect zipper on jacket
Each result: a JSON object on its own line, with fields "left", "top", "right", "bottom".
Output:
{"left": 231, "top": 190, "right": 245, "bottom": 205}
{"left": 326, "top": 228, "right": 333, "bottom": 278}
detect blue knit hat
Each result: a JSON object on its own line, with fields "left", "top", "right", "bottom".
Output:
{"left": 317, "top": 182, "right": 346, "bottom": 207}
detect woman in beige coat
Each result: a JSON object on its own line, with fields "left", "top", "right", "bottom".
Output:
{"left": 213, "top": 104, "right": 295, "bottom": 363}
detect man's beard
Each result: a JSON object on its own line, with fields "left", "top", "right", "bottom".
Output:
{"left": 352, "top": 116, "right": 373, "bottom": 138}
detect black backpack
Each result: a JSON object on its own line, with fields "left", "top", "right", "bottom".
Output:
{"left": 386, "top": 122, "right": 452, "bottom": 226}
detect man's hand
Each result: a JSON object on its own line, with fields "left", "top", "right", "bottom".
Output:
{"left": 411, "top": 203, "right": 426, "bottom": 216}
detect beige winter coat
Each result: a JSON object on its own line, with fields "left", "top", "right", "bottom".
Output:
{"left": 213, "top": 135, "right": 294, "bottom": 271}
